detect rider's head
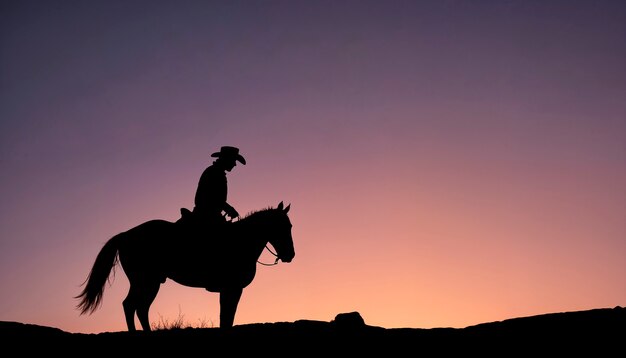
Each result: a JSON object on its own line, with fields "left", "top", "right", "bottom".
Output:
{"left": 211, "top": 146, "right": 246, "bottom": 172}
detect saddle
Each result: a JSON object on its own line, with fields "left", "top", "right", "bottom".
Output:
{"left": 176, "top": 207, "right": 232, "bottom": 236}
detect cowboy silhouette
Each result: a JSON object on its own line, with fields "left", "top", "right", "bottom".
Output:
{"left": 192, "top": 146, "right": 246, "bottom": 227}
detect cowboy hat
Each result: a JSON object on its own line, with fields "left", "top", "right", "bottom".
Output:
{"left": 211, "top": 146, "right": 246, "bottom": 165}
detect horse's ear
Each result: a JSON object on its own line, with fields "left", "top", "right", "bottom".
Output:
{"left": 284, "top": 204, "right": 290, "bottom": 213}
{"left": 277, "top": 201, "right": 284, "bottom": 210}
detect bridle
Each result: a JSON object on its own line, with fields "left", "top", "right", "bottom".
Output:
{"left": 257, "top": 243, "right": 280, "bottom": 266}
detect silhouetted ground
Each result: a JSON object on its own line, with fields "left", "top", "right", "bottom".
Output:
{"left": 2, "top": 307, "right": 623, "bottom": 355}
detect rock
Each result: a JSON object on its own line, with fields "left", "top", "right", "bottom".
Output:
{"left": 332, "top": 311, "right": 366, "bottom": 328}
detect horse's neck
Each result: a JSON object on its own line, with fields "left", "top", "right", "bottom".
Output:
{"left": 236, "top": 218, "right": 270, "bottom": 260}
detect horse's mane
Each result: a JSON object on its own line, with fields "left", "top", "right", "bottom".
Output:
{"left": 240, "top": 206, "right": 276, "bottom": 220}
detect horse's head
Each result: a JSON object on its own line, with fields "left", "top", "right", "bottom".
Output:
{"left": 268, "top": 201, "right": 295, "bottom": 263}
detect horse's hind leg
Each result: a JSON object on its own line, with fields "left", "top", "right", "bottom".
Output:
{"left": 123, "top": 284, "right": 140, "bottom": 331}
{"left": 135, "top": 281, "right": 161, "bottom": 332}
{"left": 123, "top": 281, "right": 160, "bottom": 332}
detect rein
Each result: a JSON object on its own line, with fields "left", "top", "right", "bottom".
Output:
{"left": 257, "top": 244, "right": 280, "bottom": 266}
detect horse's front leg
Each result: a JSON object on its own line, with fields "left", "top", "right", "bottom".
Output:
{"left": 219, "top": 287, "right": 243, "bottom": 328}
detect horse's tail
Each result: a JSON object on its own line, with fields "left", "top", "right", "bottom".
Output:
{"left": 75, "top": 234, "right": 123, "bottom": 315}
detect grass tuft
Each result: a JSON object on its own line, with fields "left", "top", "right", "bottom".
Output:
{"left": 151, "top": 306, "right": 214, "bottom": 330}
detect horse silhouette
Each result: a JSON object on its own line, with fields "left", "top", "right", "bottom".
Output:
{"left": 75, "top": 201, "right": 295, "bottom": 331}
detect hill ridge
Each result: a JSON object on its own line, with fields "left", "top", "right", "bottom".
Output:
{"left": 1, "top": 305, "right": 623, "bottom": 335}
{"left": 2, "top": 306, "right": 623, "bottom": 353}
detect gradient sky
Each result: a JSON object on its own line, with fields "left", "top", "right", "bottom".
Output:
{"left": 1, "top": 0, "right": 624, "bottom": 334}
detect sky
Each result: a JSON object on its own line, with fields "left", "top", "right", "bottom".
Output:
{"left": 1, "top": 0, "right": 624, "bottom": 334}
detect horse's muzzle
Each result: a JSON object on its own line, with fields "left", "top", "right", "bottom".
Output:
{"left": 280, "top": 253, "right": 294, "bottom": 263}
